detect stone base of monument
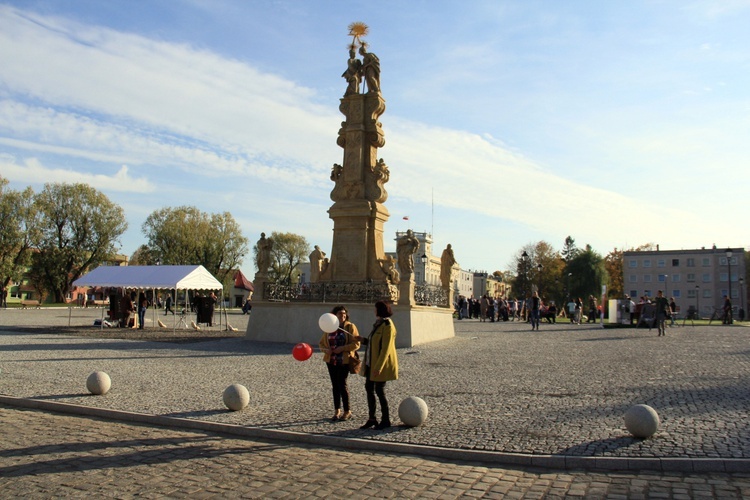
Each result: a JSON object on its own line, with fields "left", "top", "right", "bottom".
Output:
{"left": 245, "top": 302, "right": 454, "bottom": 348}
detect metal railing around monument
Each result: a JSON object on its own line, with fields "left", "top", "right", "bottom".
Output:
{"left": 263, "top": 281, "right": 449, "bottom": 307}
{"left": 414, "top": 284, "right": 450, "bottom": 308}
{"left": 264, "top": 281, "right": 398, "bottom": 304}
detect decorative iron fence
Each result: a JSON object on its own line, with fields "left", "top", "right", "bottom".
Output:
{"left": 414, "top": 284, "right": 450, "bottom": 308}
{"left": 264, "top": 281, "right": 398, "bottom": 304}
{"left": 263, "top": 281, "right": 450, "bottom": 308}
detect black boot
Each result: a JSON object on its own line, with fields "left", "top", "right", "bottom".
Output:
{"left": 359, "top": 418, "right": 378, "bottom": 429}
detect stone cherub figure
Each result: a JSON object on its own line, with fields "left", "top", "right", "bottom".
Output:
{"left": 379, "top": 255, "right": 400, "bottom": 285}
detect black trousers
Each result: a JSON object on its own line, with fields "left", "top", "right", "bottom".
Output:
{"left": 326, "top": 363, "right": 350, "bottom": 412}
{"left": 364, "top": 371, "right": 389, "bottom": 422}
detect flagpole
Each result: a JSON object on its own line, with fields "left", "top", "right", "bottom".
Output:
{"left": 431, "top": 187, "right": 434, "bottom": 238}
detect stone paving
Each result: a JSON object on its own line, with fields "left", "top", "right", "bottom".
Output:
{"left": 3, "top": 405, "right": 750, "bottom": 498}
{"left": 1, "top": 309, "right": 750, "bottom": 479}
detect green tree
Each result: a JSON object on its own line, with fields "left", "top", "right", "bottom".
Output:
{"left": 31, "top": 182, "right": 127, "bottom": 302}
{"left": 604, "top": 248, "right": 624, "bottom": 299}
{"left": 0, "top": 177, "right": 40, "bottom": 291}
{"left": 129, "top": 244, "right": 156, "bottom": 265}
{"left": 561, "top": 236, "right": 579, "bottom": 264}
{"left": 255, "top": 232, "right": 310, "bottom": 284}
{"left": 142, "top": 206, "right": 249, "bottom": 285}
{"left": 567, "top": 244, "right": 608, "bottom": 301}
{"left": 508, "top": 241, "right": 563, "bottom": 300}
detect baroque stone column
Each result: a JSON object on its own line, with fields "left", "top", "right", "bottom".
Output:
{"left": 319, "top": 91, "right": 390, "bottom": 284}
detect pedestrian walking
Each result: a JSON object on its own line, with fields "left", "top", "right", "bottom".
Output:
{"left": 655, "top": 290, "right": 670, "bottom": 336}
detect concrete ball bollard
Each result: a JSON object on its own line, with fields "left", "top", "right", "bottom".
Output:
{"left": 223, "top": 384, "right": 250, "bottom": 411}
{"left": 624, "top": 404, "right": 660, "bottom": 438}
{"left": 398, "top": 396, "right": 429, "bottom": 427}
{"left": 86, "top": 371, "right": 111, "bottom": 395}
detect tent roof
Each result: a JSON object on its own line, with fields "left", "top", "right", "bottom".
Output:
{"left": 73, "top": 265, "right": 223, "bottom": 290}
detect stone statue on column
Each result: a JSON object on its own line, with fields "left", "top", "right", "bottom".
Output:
{"left": 309, "top": 245, "right": 326, "bottom": 283}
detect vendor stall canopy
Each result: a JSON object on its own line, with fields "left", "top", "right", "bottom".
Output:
{"left": 73, "top": 265, "right": 223, "bottom": 291}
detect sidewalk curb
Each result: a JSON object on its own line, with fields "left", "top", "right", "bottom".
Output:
{"left": 2, "top": 395, "right": 748, "bottom": 473}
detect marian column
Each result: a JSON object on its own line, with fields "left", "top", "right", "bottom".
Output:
{"left": 319, "top": 24, "right": 391, "bottom": 287}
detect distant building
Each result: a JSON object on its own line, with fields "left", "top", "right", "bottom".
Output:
{"left": 622, "top": 246, "right": 746, "bottom": 317}
{"left": 473, "top": 272, "right": 510, "bottom": 299}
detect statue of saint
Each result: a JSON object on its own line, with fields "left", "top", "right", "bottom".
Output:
{"left": 396, "top": 229, "right": 419, "bottom": 276}
{"left": 358, "top": 44, "right": 380, "bottom": 93}
{"left": 440, "top": 244, "right": 457, "bottom": 289}
{"left": 256, "top": 232, "right": 273, "bottom": 275}
{"left": 342, "top": 48, "right": 362, "bottom": 96}
{"left": 309, "top": 245, "right": 326, "bottom": 283}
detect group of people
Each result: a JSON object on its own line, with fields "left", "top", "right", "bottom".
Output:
{"left": 565, "top": 296, "right": 602, "bottom": 325}
{"left": 456, "top": 294, "right": 559, "bottom": 325}
{"left": 318, "top": 301, "right": 398, "bottom": 430}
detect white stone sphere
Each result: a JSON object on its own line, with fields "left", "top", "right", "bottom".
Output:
{"left": 318, "top": 313, "right": 339, "bottom": 333}
{"left": 624, "top": 404, "right": 660, "bottom": 438}
{"left": 398, "top": 396, "right": 429, "bottom": 427}
{"left": 223, "top": 384, "right": 250, "bottom": 411}
{"left": 86, "top": 371, "right": 111, "bottom": 395}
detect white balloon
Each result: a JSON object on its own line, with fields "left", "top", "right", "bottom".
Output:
{"left": 318, "top": 313, "right": 340, "bottom": 333}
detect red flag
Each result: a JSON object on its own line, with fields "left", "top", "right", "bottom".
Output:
{"left": 402, "top": 216, "right": 409, "bottom": 220}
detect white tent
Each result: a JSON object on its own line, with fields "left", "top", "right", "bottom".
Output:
{"left": 73, "top": 264, "right": 223, "bottom": 290}
{"left": 73, "top": 265, "right": 224, "bottom": 330}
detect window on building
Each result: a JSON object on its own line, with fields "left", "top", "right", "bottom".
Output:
{"left": 672, "top": 290, "right": 681, "bottom": 298}
{"left": 658, "top": 274, "right": 666, "bottom": 282}
{"left": 643, "top": 260, "right": 651, "bottom": 268}
{"left": 644, "top": 275, "right": 652, "bottom": 282}
{"left": 687, "top": 273, "right": 695, "bottom": 282}
{"left": 629, "top": 275, "right": 637, "bottom": 283}
{"left": 720, "top": 272, "right": 729, "bottom": 282}
{"left": 657, "top": 259, "right": 666, "bottom": 267}
{"left": 672, "top": 259, "right": 679, "bottom": 266}
{"left": 672, "top": 274, "right": 681, "bottom": 282}
{"left": 687, "top": 289, "right": 697, "bottom": 299}
{"left": 687, "top": 258, "right": 695, "bottom": 267}
{"left": 629, "top": 290, "right": 637, "bottom": 298}
{"left": 702, "top": 274, "right": 711, "bottom": 283}
{"left": 702, "top": 258, "right": 710, "bottom": 266}
{"left": 644, "top": 290, "right": 651, "bottom": 297}
{"left": 732, "top": 289, "right": 739, "bottom": 299}
{"left": 703, "top": 289, "right": 712, "bottom": 298}
{"left": 628, "top": 260, "right": 637, "bottom": 268}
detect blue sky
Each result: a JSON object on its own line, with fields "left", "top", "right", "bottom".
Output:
{"left": 1, "top": 1, "right": 748, "bottom": 279}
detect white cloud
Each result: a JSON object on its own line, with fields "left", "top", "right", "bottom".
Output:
{"left": 0, "top": 154, "right": 155, "bottom": 193}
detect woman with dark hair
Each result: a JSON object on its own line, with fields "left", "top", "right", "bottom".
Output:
{"left": 319, "top": 305, "right": 360, "bottom": 421}
{"left": 355, "top": 300, "right": 398, "bottom": 430}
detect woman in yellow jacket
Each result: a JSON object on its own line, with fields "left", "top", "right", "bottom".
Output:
{"left": 319, "top": 305, "right": 360, "bottom": 421}
{"left": 355, "top": 300, "right": 398, "bottom": 430}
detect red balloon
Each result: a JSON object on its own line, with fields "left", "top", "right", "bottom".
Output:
{"left": 292, "top": 342, "right": 313, "bottom": 361}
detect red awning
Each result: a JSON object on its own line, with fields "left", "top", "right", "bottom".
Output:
{"left": 234, "top": 270, "right": 254, "bottom": 292}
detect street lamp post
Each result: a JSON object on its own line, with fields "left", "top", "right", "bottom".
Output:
{"left": 537, "top": 263, "right": 543, "bottom": 297}
{"left": 696, "top": 285, "right": 700, "bottom": 320}
{"left": 740, "top": 277, "right": 745, "bottom": 321}
{"left": 726, "top": 248, "right": 733, "bottom": 324}
{"left": 521, "top": 251, "right": 529, "bottom": 321}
